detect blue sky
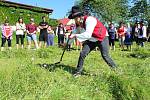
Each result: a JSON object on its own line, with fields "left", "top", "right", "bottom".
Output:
{"left": 8, "top": 0, "right": 77, "bottom": 19}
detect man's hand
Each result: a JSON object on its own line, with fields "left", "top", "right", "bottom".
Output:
{"left": 69, "top": 34, "right": 76, "bottom": 39}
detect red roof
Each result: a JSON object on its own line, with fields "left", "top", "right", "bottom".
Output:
{"left": 58, "top": 18, "right": 75, "bottom": 30}
{"left": 58, "top": 18, "right": 70, "bottom": 25}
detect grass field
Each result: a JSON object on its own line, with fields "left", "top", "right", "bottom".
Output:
{"left": 0, "top": 37, "right": 150, "bottom": 99}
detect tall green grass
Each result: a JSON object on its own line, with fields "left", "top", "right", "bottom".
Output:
{"left": 0, "top": 41, "right": 150, "bottom": 99}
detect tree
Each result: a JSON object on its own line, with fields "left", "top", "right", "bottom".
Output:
{"left": 130, "top": 0, "right": 150, "bottom": 21}
{"left": 75, "top": 0, "right": 129, "bottom": 23}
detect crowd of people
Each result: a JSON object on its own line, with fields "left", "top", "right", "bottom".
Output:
{"left": 0, "top": 16, "right": 84, "bottom": 51}
{"left": 108, "top": 21, "right": 150, "bottom": 51}
{"left": 0, "top": 15, "right": 150, "bottom": 52}
{"left": 0, "top": 16, "right": 56, "bottom": 51}
{"left": 0, "top": 5, "right": 150, "bottom": 77}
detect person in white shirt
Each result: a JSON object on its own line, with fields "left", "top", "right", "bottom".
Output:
{"left": 68, "top": 6, "right": 116, "bottom": 76}
{"left": 16, "top": 17, "right": 26, "bottom": 49}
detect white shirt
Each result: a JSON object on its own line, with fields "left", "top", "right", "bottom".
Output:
{"left": 56, "top": 27, "right": 65, "bottom": 35}
{"left": 16, "top": 23, "right": 26, "bottom": 35}
{"left": 76, "top": 16, "right": 98, "bottom": 42}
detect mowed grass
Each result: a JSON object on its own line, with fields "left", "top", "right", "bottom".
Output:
{"left": 0, "top": 37, "right": 150, "bottom": 99}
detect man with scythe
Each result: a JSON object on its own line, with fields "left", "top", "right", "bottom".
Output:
{"left": 68, "top": 6, "right": 117, "bottom": 77}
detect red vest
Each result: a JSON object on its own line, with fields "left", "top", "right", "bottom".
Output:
{"left": 83, "top": 16, "right": 106, "bottom": 41}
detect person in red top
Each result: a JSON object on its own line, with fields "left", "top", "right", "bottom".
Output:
{"left": 117, "top": 22, "right": 126, "bottom": 50}
{"left": 26, "top": 18, "right": 39, "bottom": 49}
{"left": 68, "top": 6, "right": 116, "bottom": 76}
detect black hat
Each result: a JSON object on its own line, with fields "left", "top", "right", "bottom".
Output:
{"left": 68, "top": 6, "right": 83, "bottom": 19}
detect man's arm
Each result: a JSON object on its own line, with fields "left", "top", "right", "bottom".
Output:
{"left": 75, "top": 16, "right": 97, "bottom": 42}
{"left": 43, "top": 25, "right": 48, "bottom": 29}
{"left": 38, "top": 22, "right": 43, "bottom": 29}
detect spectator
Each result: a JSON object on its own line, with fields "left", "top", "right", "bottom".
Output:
{"left": 134, "top": 22, "right": 140, "bottom": 45}
{"left": 117, "top": 22, "right": 125, "bottom": 50}
{"left": 107, "top": 23, "right": 117, "bottom": 51}
{"left": 56, "top": 23, "right": 65, "bottom": 47}
{"left": 38, "top": 16, "right": 48, "bottom": 48}
{"left": 137, "top": 21, "right": 147, "bottom": 47}
{"left": 147, "top": 21, "right": 150, "bottom": 42}
{"left": 74, "top": 24, "right": 84, "bottom": 51}
{"left": 124, "top": 23, "right": 132, "bottom": 51}
{"left": 47, "top": 25, "right": 55, "bottom": 46}
{"left": 26, "top": 18, "right": 39, "bottom": 50}
{"left": 65, "top": 29, "right": 72, "bottom": 51}
{"left": 16, "top": 17, "right": 26, "bottom": 49}
{"left": 1, "top": 20, "right": 13, "bottom": 51}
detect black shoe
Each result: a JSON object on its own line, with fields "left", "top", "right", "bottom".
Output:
{"left": 73, "top": 71, "right": 81, "bottom": 77}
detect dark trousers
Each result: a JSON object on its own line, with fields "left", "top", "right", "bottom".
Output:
{"left": 16, "top": 35, "right": 24, "bottom": 45}
{"left": 1, "top": 38, "right": 11, "bottom": 47}
{"left": 58, "top": 34, "right": 64, "bottom": 45}
{"left": 109, "top": 38, "right": 115, "bottom": 46}
{"left": 137, "top": 38, "right": 144, "bottom": 47}
{"left": 77, "top": 37, "right": 116, "bottom": 72}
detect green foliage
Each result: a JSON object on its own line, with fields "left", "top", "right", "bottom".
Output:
{"left": 129, "top": 0, "right": 150, "bottom": 21}
{"left": 0, "top": 5, "right": 58, "bottom": 26}
{"left": 76, "top": 0, "right": 129, "bottom": 22}
{"left": 48, "top": 19, "right": 59, "bottom": 27}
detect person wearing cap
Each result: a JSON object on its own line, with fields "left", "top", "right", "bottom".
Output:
{"left": 26, "top": 18, "right": 39, "bottom": 50}
{"left": 68, "top": 6, "right": 117, "bottom": 76}
{"left": 1, "top": 20, "right": 13, "bottom": 51}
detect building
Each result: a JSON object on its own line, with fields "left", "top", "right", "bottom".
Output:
{"left": 0, "top": 0, "right": 53, "bottom": 24}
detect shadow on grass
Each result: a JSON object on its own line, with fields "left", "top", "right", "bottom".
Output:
{"left": 130, "top": 53, "right": 149, "bottom": 59}
{"left": 37, "top": 63, "right": 91, "bottom": 76}
{"left": 37, "top": 63, "right": 76, "bottom": 74}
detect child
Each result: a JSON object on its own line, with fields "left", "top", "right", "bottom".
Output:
{"left": 74, "top": 25, "right": 84, "bottom": 51}
{"left": 1, "top": 20, "right": 13, "bottom": 51}
{"left": 65, "top": 30, "right": 72, "bottom": 51}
